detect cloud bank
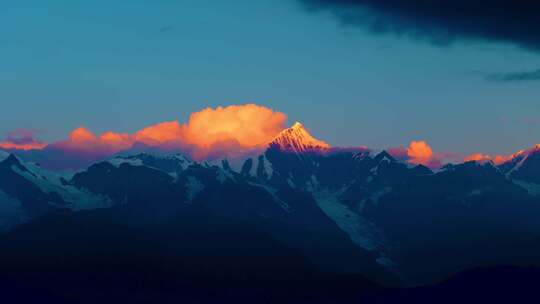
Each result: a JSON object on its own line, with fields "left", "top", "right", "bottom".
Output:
{"left": 2, "top": 104, "right": 288, "bottom": 169}
{"left": 2, "top": 103, "right": 536, "bottom": 171}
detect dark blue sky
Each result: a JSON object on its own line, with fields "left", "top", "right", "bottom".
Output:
{"left": 2, "top": 0, "right": 540, "bottom": 155}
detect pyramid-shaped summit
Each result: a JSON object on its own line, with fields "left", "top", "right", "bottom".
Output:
{"left": 269, "top": 122, "right": 330, "bottom": 153}
{"left": 499, "top": 143, "right": 540, "bottom": 184}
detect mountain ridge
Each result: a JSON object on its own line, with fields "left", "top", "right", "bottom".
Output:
{"left": 1, "top": 140, "right": 540, "bottom": 285}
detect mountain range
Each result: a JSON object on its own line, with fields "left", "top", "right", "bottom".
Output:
{"left": 1, "top": 123, "right": 540, "bottom": 287}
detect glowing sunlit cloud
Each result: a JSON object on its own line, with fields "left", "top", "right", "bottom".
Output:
{"left": 493, "top": 155, "right": 512, "bottom": 165}
{"left": 388, "top": 140, "right": 445, "bottom": 169}
{"left": 69, "top": 127, "right": 96, "bottom": 143}
{"left": 406, "top": 140, "right": 433, "bottom": 165}
{"left": 465, "top": 148, "right": 530, "bottom": 165}
{"left": 180, "top": 104, "right": 287, "bottom": 159}
{"left": 494, "top": 149, "right": 529, "bottom": 165}
{"left": 184, "top": 104, "right": 287, "bottom": 147}
{"left": 0, "top": 129, "right": 46, "bottom": 151}
{"left": 464, "top": 144, "right": 540, "bottom": 165}
{"left": 134, "top": 121, "right": 184, "bottom": 146}
{"left": 23, "top": 104, "right": 288, "bottom": 167}
{"left": 52, "top": 127, "right": 133, "bottom": 156}
{"left": 0, "top": 141, "right": 46, "bottom": 151}
{"left": 464, "top": 153, "right": 493, "bottom": 163}
{"left": 99, "top": 132, "right": 134, "bottom": 152}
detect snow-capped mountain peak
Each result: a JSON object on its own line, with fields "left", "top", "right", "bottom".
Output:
{"left": 500, "top": 145, "right": 539, "bottom": 169}
{"left": 0, "top": 154, "right": 27, "bottom": 171}
{"left": 269, "top": 122, "right": 330, "bottom": 153}
{"left": 0, "top": 150, "right": 9, "bottom": 162}
{"left": 497, "top": 143, "right": 540, "bottom": 184}
{"left": 107, "top": 152, "right": 193, "bottom": 173}
{"left": 291, "top": 121, "right": 305, "bottom": 130}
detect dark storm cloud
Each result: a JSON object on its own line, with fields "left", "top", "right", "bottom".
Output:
{"left": 487, "top": 69, "right": 540, "bottom": 82}
{"left": 298, "top": 0, "right": 540, "bottom": 50}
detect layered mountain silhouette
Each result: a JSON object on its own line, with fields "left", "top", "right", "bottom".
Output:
{"left": 1, "top": 123, "right": 540, "bottom": 289}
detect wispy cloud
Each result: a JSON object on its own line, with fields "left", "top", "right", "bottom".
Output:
{"left": 487, "top": 68, "right": 540, "bottom": 82}
{"left": 159, "top": 25, "right": 174, "bottom": 33}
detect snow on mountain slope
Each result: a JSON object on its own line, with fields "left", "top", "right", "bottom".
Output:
{"left": 0, "top": 150, "right": 9, "bottom": 162}
{"left": 497, "top": 144, "right": 540, "bottom": 184}
{"left": 499, "top": 144, "right": 540, "bottom": 172}
{"left": 240, "top": 155, "right": 274, "bottom": 179}
{"left": 247, "top": 181, "right": 292, "bottom": 212}
{"left": 260, "top": 155, "right": 274, "bottom": 178}
{"left": 8, "top": 158, "right": 111, "bottom": 211}
{"left": 313, "top": 190, "right": 386, "bottom": 252}
{"left": 216, "top": 167, "right": 235, "bottom": 184}
{"left": 196, "top": 154, "right": 274, "bottom": 182}
{"left": 360, "top": 187, "right": 392, "bottom": 209}
{"left": 108, "top": 157, "right": 144, "bottom": 168}
{"left": 513, "top": 180, "right": 540, "bottom": 196}
{"left": 108, "top": 153, "right": 193, "bottom": 173}
{"left": 186, "top": 176, "right": 205, "bottom": 202}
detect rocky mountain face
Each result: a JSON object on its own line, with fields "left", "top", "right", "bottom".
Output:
{"left": 499, "top": 145, "right": 540, "bottom": 184}
{"left": 1, "top": 124, "right": 540, "bottom": 285}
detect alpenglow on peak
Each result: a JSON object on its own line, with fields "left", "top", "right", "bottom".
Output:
{"left": 269, "top": 122, "right": 330, "bottom": 153}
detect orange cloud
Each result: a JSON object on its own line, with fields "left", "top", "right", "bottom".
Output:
{"left": 388, "top": 140, "right": 446, "bottom": 169}
{"left": 183, "top": 104, "right": 287, "bottom": 159}
{"left": 0, "top": 129, "right": 46, "bottom": 151}
{"left": 134, "top": 121, "right": 183, "bottom": 146}
{"left": 464, "top": 153, "right": 493, "bottom": 163}
{"left": 50, "top": 127, "right": 128, "bottom": 156}
{"left": 31, "top": 104, "right": 288, "bottom": 162}
{"left": 465, "top": 148, "right": 530, "bottom": 165}
{"left": 493, "top": 150, "right": 528, "bottom": 165}
{"left": 406, "top": 140, "right": 433, "bottom": 165}
{"left": 493, "top": 155, "right": 513, "bottom": 165}
{"left": 0, "top": 141, "right": 46, "bottom": 151}
{"left": 70, "top": 127, "right": 96, "bottom": 143}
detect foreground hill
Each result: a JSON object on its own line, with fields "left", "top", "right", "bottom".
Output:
{"left": 0, "top": 207, "right": 378, "bottom": 303}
